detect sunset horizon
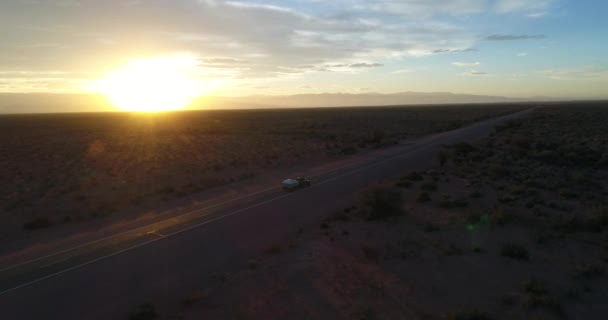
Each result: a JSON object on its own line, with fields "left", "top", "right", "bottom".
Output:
{"left": 1, "top": 1, "right": 607, "bottom": 113}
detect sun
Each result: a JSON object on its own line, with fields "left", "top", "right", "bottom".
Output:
{"left": 97, "top": 56, "right": 202, "bottom": 112}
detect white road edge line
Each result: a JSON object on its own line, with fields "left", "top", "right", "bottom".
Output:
{"left": 0, "top": 185, "right": 280, "bottom": 273}
{"left": 0, "top": 192, "right": 293, "bottom": 296}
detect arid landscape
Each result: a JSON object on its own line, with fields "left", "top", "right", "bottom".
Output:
{"left": 145, "top": 103, "right": 608, "bottom": 320}
{"left": 0, "top": 104, "right": 524, "bottom": 238}
{"left": 2, "top": 1, "right": 607, "bottom": 319}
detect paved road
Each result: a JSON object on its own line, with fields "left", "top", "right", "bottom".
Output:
{"left": 0, "top": 109, "right": 532, "bottom": 319}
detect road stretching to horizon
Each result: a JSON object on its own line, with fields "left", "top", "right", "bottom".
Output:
{"left": 0, "top": 108, "right": 533, "bottom": 319}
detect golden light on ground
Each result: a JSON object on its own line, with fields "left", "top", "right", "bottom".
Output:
{"left": 96, "top": 56, "right": 202, "bottom": 112}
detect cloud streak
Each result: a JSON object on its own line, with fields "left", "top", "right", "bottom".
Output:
{"left": 452, "top": 62, "right": 480, "bottom": 67}
{"left": 485, "top": 34, "right": 547, "bottom": 41}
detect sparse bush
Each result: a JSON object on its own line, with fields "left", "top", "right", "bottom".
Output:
{"left": 404, "top": 171, "right": 424, "bottom": 181}
{"left": 396, "top": 180, "right": 412, "bottom": 188}
{"left": 266, "top": 245, "right": 282, "bottom": 255}
{"left": 417, "top": 192, "right": 431, "bottom": 203}
{"left": 128, "top": 303, "right": 157, "bottom": 320}
{"left": 371, "top": 128, "right": 386, "bottom": 144}
{"left": 472, "top": 246, "right": 484, "bottom": 254}
{"left": 442, "top": 245, "right": 464, "bottom": 256}
{"left": 361, "top": 245, "right": 379, "bottom": 260}
{"left": 23, "top": 217, "right": 52, "bottom": 230}
{"left": 590, "top": 205, "right": 608, "bottom": 226}
{"left": 500, "top": 243, "right": 529, "bottom": 261}
{"left": 362, "top": 186, "right": 404, "bottom": 220}
{"left": 424, "top": 222, "right": 440, "bottom": 232}
{"left": 327, "top": 211, "right": 351, "bottom": 222}
{"left": 438, "top": 150, "right": 450, "bottom": 167}
{"left": 524, "top": 278, "right": 548, "bottom": 296}
{"left": 489, "top": 207, "right": 513, "bottom": 226}
{"left": 574, "top": 264, "right": 605, "bottom": 279}
{"left": 341, "top": 146, "right": 358, "bottom": 155}
{"left": 465, "top": 212, "right": 483, "bottom": 224}
{"left": 182, "top": 291, "right": 207, "bottom": 307}
{"left": 553, "top": 215, "right": 603, "bottom": 234}
{"left": 470, "top": 191, "right": 483, "bottom": 198}
{"left": 420, "top": 182, "right": 438, "bottom": 192}
{"left": 439, "top": 199, "right": 469, "bottom": 209}
{"left": 450, "top": 142, "right": 478, "bottom": 156}
{"left": 448, "top": 309, "right": 491, "bottom": 320}
{"left": 522, "top": 278, "right": 563, "bottom": 315}
{"left": 158, "top": 186, "right": 175, "bottom": 194}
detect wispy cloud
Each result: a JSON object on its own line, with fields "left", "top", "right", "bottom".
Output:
{"left": 485, "top": 34, "right": 546, "bottom": 41}
{"left": 452, "top": 62, "right": 480, "bottom": 67}
{"left": 391, "top": 69, "right": 414, "bottom": 74}
{"left": 494, "top": 0, "right": 553, "bottom": 14}
{"left": 461, "top": 70, "right": 488, "bottom": 76}
{"left": 541, "top": 67, "right": 608, "bottom": 80}
{"left": 0, "top": 0, "right": 571, "bottom": 95}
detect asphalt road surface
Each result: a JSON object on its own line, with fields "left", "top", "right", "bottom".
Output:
{"left": 0, "top": 109, "right": 532, "bottom": 319}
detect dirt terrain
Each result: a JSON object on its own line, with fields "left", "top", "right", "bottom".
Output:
{"left": 0, "top": 104, "right": 524, "bottom": 236}
{"left": 167, "top": 103, "right": 608, "bottom": 320}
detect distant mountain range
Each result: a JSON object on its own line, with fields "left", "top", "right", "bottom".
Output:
{"left": 0, "top": 91, "right": 564, "bottom": 114}
{"left": 200, "top": 92, "right": 555, "bottom": 109}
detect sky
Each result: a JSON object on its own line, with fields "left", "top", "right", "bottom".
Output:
{"left": 0, "top": 0, "right": 607, "bottom": 99}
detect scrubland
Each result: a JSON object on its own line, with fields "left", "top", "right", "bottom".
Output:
{"left": 166, "top": 103, "right": 608, "bottom": 320}
{"left": 0, "top": 105, "right": 523, "bottom": 232}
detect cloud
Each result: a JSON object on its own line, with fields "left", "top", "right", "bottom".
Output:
{"left": 348, "top": 63, "right": 384, "bottom": 68}
{"left": 391, "top": 69, "right": 413, "bottom": 74}
{"left": 541, "top": 67, "right": 608, "bottom": 80}
{"left": 494, "top": 0, "right": 553, "bottom": 14}
{"left": 461, "top": 70, "right": 488, "bottom": 76}
{"left": 0, "top": 0, "right": 557, "bottom": 93}
{"left": 0, "top": 1, "right": 481, "bottom": 80}
{"left": 452, "top": 62, "right": 480, "bottom": 67}
{"left": 432, "top": 48, "right": 478, "bottom": 54}
{"left": 527, "top": 12, "right": 548, "bottom": 18}
{"left": 485, "top": 34, "right": 546, "bottom": 41}
{"left": 517, "top": 52, "right": 528, "bottom": 57}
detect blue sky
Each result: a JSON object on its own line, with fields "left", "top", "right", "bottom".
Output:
{"left": 0, "top": 0, "right": 606, "bottom": 98}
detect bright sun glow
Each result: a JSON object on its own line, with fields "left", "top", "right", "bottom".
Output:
{"left": 97, "top": 56, "right": 202, "bottom": 112}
